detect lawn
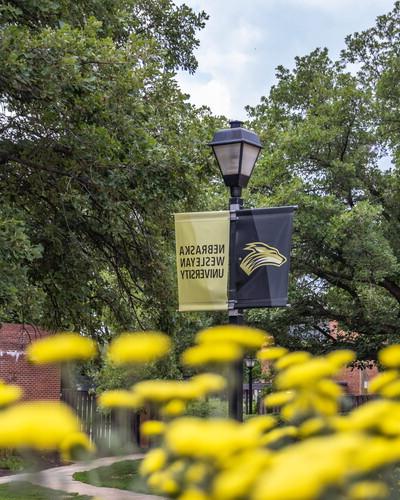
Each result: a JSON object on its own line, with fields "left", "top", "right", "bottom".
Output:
{"left": 0, "top": 481, "right": 91, "bottom": 500}
{"left": 73, "top": 459, "right": 149, "bottom": 494}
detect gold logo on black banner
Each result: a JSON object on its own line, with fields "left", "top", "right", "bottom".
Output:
{"left": 240, "top": 242, "right": 287, "bottom": 276}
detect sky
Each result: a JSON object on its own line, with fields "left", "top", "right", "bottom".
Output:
{"left": 176, "top": 0, "right": 395, "bottom": 120}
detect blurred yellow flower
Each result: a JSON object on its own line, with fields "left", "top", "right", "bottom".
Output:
{"left": 351, "top": 437, "right": 400, "bottom": 473}
{"left": 141, "top": 420, "right": 166, "bottom": 437}
{"left": 327, "top": 349, "right": 356, "bottom": 367}
{"left": 369, "top": 370, "right": 398, "bottom": 393}
{"left": 261, "top": 426, "right": 297, "bottom": 447}
{"left": 243, "top": 415, "right": 277, "bottom": 433}
{"left": 107, "top": 331, "right": 171, "bottom": 364}
{"left": 196, "top": 325, "right": 270, "bottom": 350}
{"left": 275, "top": 351, "right": 311, "bottom": 371}
{"left": 264, "top": 391, "right": 294, "bottom": 407}
{"left": 276, "top": 358, "right": 338, "bottom": 389}
{"left": 380, "top": 379, "right": 400, "bottom": 398}
{"left": 253, "top": 433, "right": 363, "bottom": 500}
{"left": 181, "top": 343, "right": 242, "bottom": 366}
{"left": 379, "top": 344, "right": 400, "bottom": 368}
{"left": 162, "top": 399, "right": 186, "bottom": 417}
{"left": 190, "top": 373, "right": 226, "bottom": 395}
{"left": 0, "top": 383, "right": 22, "bottom": 406}
{"left": 212, "top": 449, "right": 271, "bottom": 499}
{"left": 140, "top": 448, "right": 167, "bottom": 475}
{"left": 299, "top": 418, "right": 326, "bottom": 438}
{"left": 179, "top": 489, "right": 210, "bottom": 500}
{"left": 257, "top": 346, "right": 287, "bottom": 361}
{"left": 59, "top": 432, "right": 95, "bottom": 462}
{"left": 133, "top": 380, "right": 200, "bottom": 403}
{"left": 316, "top": 379, "right": 343, "bottom": 399}
{"left": 27, "top": 332, "right": 97, "bottom": 364}
{"left": 347, "top": 481, "right": 388, "bottom": 499}
{"left": 185, "top": 462, "right": 210, "bottom": 483}
{"left": 97, "top": 390, "right": 142, "bottom": 409}
{"left": 0, "top": 401, "right": 81, "bottom": 450}
{"left": 165, "top": 418, "right": 254, "bottom": 462}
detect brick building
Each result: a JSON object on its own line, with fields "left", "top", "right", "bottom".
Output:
{"left": 329, "top": 321, "right": 379, "bottom": 395}
{"left": 0, "top": 323, "right": 61, "bottom": 401}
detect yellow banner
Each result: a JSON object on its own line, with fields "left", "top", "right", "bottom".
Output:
{"left": 174, "top": 211, "right": 230, "bottom": 312}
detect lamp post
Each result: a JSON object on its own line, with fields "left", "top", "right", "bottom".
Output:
{"left": 209, "top": 120, "right": 262, "bottom": 421}
{"left": 245, "top": 357, "right": 256, "bottom": 414}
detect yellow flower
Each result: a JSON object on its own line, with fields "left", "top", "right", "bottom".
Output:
{"left": 185, "top": 463, "right": 210, "bottom": 483}
{"left": 212, "top": 449, "right": 271, "bottom": 499}
{"left": 351, "top": 437, "right": 400, "bottom": 473}
{"left": 190, "top": 373, "right": 226, "bottom": 395}
{"left": 59, "top": 432, "right": 95, "bottom": 462}
{"left": 257, "top": 346, "right": 288, "bottom": 361}
{"left": 162, "top": 399, "right": 186, "bottom": 417}
{"left": 181, "top": 343, "right": 243, "bottom": 366}
{"left": 133, "top": 380, "right": 201, "bottom": 403}
{"left": 380, "top": 379, "right": 400, "bottom": 398}
{"left": 327, "top": 349, "right": 356, "bottom": 367}
{"left": 107, "top": 331, "right": 171, "bottom": 364}
{"left": 141, "top": 420, "right": 166, "bottom": 437}
{"left": 261, "top": 426, "right": 297, "bottom": 447}
{"left": 26, "top": 332, "right": 97, "bottom": 364}
{"left": 179, "top": 489, "right": 210, "bottom": 500}
{"left": 243, "top": 415, "right": 277, "bottom": 433}
{"left": 347, "top": 481, "right": 388, "bottom": 499}
{"left": 299, "top": 418, "right": 326, "bottom": 438}
{"left": 252, "top": 433, "right": 364, "bottom": 500}
{"left": 0, "top": 401, "right": 81, "bottom": 450}
{"left": 97, "top": 390, "right": 142, "bottom": 409}
{"left": 369, "top": 370, "right": 398, "bottom": 393}
{"left": 147, "top": 471, "right": 179, "bottom": 495}
{"left": 165, "top": 418, "right": 253, "bottom": 461}
{"left": 335, "top": 400, "right": 399, "bottom": 433}
{"left": 195, "top": 325, "right": 270, "bottom": 350}
{"left": 276, "top": 358, "right": 338, "bottom": 389}
{"left": 264, "top": 391, "right": 294, "bottom": 407}
{"left": 140, "top": 448, "right": 167, "bottom": 475}
{"left": 379, "top": 344, "right": 400, "bottom": 368}
{"left": 316, "top": 379, "right": 343, "bottom": 399}
{"left": 0, "top": 383, "right": 22, "bottom": 406}
{"left": 274, "top": 351, "right": 311, "bottom": 371}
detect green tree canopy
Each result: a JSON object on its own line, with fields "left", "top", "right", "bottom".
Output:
{"left": 247, "top": 3, "right": 400, "bottom": 358}
{"left": 0, "top": 0, "right": 221, "bottom": 335}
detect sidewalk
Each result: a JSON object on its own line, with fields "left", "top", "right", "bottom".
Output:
{"left": 0, "top": 454, "right": 164, "bottom": 499}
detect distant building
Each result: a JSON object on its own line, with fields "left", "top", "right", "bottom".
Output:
{"left": 0, "top": 323, "right": 60, "bottom": 401}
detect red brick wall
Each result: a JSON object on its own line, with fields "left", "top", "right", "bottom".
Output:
{"left": 335, "top": 365, "right": 379, "bottom": 396}
{"left": 0, "top": 324, "right": 60, "bottom": 401}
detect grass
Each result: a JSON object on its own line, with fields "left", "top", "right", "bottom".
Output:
{"left": 73, "top": 459, "right": 149, "bottom": 494}
{"left": 0, "top": 481, "right": 91, "bottom": 500}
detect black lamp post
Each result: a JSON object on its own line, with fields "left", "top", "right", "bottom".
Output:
{"left": 209, "top": 120, "right": 262, "bottom": 421}
{"left": 245, "top": 357, "right": 256, "bottom": 414}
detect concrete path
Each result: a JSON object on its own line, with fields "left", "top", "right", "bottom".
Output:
{"left": 0, "top": 454, "right": 164, "bottom": 499}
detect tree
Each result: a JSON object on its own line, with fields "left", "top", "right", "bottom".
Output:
{"left": 0, "top": 0, "right": 221, "bottom": 335}
{"left": 246, "top": 5, "right": 400, "bottom": 358}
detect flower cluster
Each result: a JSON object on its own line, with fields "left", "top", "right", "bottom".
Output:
{"left": 8, "top": 325, "right": 400, "bottom": 499}
{"left": 182, "top": 325, "right": 271, "bottom": 366}
{"left": 0, "top": 331, "right": 97, "bottom": 461}
{"left": 133, "top": 329, "right": 400, "bottom": 499}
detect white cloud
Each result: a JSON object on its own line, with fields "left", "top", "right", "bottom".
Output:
{"left": 176, "top": 0, "right": 395, "bottom": 118}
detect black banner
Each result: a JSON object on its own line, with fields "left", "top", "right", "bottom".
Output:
{"left": 234, "top": 206, "right": 296, "bottom": 308}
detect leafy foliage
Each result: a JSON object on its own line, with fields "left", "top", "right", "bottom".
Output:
{"left": 0, "top": 0, "right": 221, "bottom": 334}
{"left": 246, "top": 3, "right": 400, "bottom": 357}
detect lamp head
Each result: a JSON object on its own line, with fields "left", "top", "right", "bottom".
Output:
{"left": 209, "top": 121, "right": 262, "bottom": 189}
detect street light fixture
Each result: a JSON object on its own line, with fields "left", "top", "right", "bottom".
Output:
{"left": 209, "top": 120, "right": 262, "bottom": 421}
{"left": 245, "top": 357, "right": 256, "bottom": 415}
{"left": 209, "top": 121, "right": 263, "bottom": 197}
